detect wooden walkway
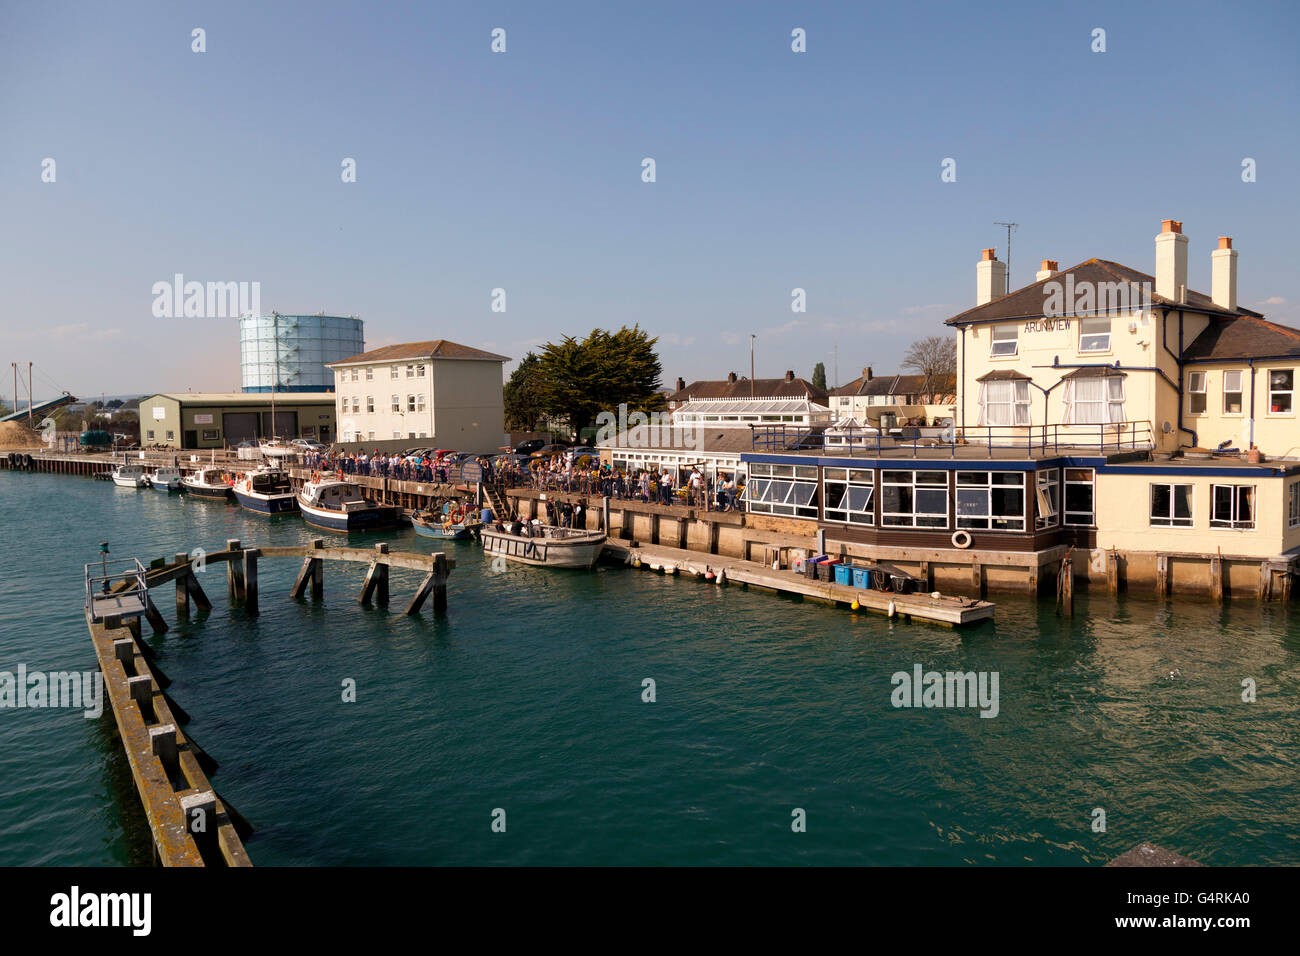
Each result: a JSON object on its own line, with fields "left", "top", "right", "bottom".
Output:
{"left": 604, "top": 541, "right": 994, "bottom": 627}
{"left": 87, "top": 539, "right": 455, "bottom": 866}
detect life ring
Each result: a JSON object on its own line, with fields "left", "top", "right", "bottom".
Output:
{"left": 449, "top": 507, "right": 465, "bottom": 524}
{"left": 951, "top": 530, "right": 972, "bottom": 549}
{"left": 312, "top": 471, "right": 321, "bottom": 482}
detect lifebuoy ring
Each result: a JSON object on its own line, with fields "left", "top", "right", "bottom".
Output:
{"left": 951, "top": 530, "right": 972, "bottom": 549}
{"left": 449, "top": 507, "right": 465, "bottom": 524}
{"left": 312, "top": 471, "right": 321, "bottom": 482}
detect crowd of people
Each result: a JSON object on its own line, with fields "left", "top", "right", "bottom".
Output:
{"left": 297, "top": 447, "right": 745, "bottom": 513}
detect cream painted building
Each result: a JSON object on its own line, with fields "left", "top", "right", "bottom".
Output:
{"left": 737, "top": 220, "right": 1300, "bottom": 595}
{"left": 326, "top": 339, "right": 509, "bottom": 453}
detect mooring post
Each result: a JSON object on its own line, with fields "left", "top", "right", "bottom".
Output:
{"left": 175, "top": 552, "right": 191, "bottom": 617}
{"left": 243, "top": 549, "right": 259, "bottom": 616}
{"left": 1210, "top": 555, "right": 1223, "bottom": 602}
{"left": 178, "top": 790, "right": 218, "bottom": 854}
{"left": 603, "top": 495, "right": 611, "bottom": 533}
{"left": 433, "top": 551, "right": 447, "bottom": 612}
{"left": 311, "top": 539, "right": 324, "bottom": 599}
{"left": 112, "top": 638, "right": 135, "bottom": 669}
{"left": 127, "top": 674, "right": 155, "bottom": 722}
{"left": 359, "top": 543, "right": 390, "bottom": 605}
{"left": 149, "top": 724, "right": 179, "bottom": 769}
{"left": 1060, "top": 555, "right": 1074, "bottom": 616}
{"left": 1156, "top": 554, "right": 1169, "bottom": 597}
{"left": 227, "top": 539, "right": 245, "bottom": 603}
{"left": 1259, "top": 561, "right": 1271, "bottom": 600}
{"left": 144, "top": 594, "right": 169, "bottom": 634}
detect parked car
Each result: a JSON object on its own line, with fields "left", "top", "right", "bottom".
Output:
{"left": 529, "top": 443, "right": 570, "bottom": 458}
{"left": 513, "top": 439, "right": 546, "bottom": 456}
{"left": 569, "top": 446, "right": 600, "bottom": 462}
{"left": 291, "top": 438, "right": 327, "bottom": 451}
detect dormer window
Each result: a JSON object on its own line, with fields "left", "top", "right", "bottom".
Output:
{"left": 989, "top": 325, "right": 1018, "bottom": 357}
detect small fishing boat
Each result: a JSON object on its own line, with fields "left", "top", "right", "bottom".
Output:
{"left": 110, "top": 464, "right": 149, "bottom": 488}
{"left": 411, "top": 503, "right": 476, "bottom": 539}
{"left": 149, "top": 466, "right": 183, "bottom": 492}
{"left": 181, "top": 467, "right": 234, "bottom": 500}
{"left": 479, "top": 524, "right": 606, "bottom": 569}
{"left": 297, "top": 476, "right": 398, "bottom": 532}
{"left": 232, "top": 465, "right": 298, "bottom": 515}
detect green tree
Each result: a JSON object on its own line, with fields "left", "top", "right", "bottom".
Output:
{"left": 811, "top": 362, "right": 827, "bottom": 390}
{"left": 504, "top": 352, "right": 546, "bottom": 431}
{"left": 536, "top": 325, "right": 664, "bottom": 436}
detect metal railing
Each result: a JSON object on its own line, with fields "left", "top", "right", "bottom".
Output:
{"left": 750, "top": 421, "right": 1155, "bottom": 459}
{"left": 84, "top": 556, "right": 149, "bottom": 621}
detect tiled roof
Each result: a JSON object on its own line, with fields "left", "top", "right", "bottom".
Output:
{"left": 1182, "top": 316, "right": 1300, "bottom": 362}
{"left": 669, "top": 377, "right": 828, "bottom": 402}
{"left": 944, "top": 259, "right": 1264, "bottom": 327}
{"left": 830, "top": 373, "right": 953, "bottom": 397}
{"left": 330, "top": 340, "right": 510, "bottom": 365}
{"left": 1062, "top": 366, "right": 1127, "bottom": 378}
{"left": 974, "top": 370, "right": 1029, "bottom": 382}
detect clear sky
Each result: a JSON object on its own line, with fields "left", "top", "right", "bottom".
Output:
{"left": 2, "top": 0, "right": 1298, "bottom": 401}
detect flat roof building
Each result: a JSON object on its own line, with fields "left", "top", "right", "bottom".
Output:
{"left": 139, "top": 392, "right": 337, "bottom": 449}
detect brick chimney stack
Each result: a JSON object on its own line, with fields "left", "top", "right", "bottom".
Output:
{"left": 1155, "top": 219, "right": 1189, "bottom": 302}
{"left": 1035, "top": 259, "right": 1059, "bottom": 282}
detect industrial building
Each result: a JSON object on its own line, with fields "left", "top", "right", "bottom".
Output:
{"left": 139, "top": 392, "right": 336, "bottom": 449}
{"left": 239, "top": 313, "right": 364, "bottom": 392}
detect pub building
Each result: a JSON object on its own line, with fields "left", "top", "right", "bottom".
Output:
{"left": 740, "top": 220, "right": 1300, "bottom": 597}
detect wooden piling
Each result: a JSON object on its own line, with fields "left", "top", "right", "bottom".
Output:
{"left": 359, "top": 543, "right": 390, "bottom": 605}
{"left": 1210, "top": 555, "right": 1223, "bottom": 602}
{"left": 226, "top": 539, "right": 245, "bottom": 603}
{"left": 144, "top": 594, "right": 169, "bottom": 634}
{"left": 291, "top": 539, "right": 325, "bottom": 600}
{"left": 1259, "top": 561, "right": 1272, "bottom": 601}
{"left": 1155, "top": 554, "right": 1169, "bottom": 597}
{"left": 1107, "top": 549, "right": 1120, "bottom": 594}
{"left": 175, "top": 552, "right": 191, "bottom": 617}
{"left": 1060, "top": 554, "right": 1074, "bottom": 616}
{"left": 243, "top": 549, "right": 259, "bottom": 615}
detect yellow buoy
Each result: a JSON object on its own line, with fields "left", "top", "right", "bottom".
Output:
{"left": 850, "top": 599, "right": 860, "bottom": 610}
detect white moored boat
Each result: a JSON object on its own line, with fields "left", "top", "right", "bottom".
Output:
{"left": 181, "top": 467, "right": 234, "bottom": 500}
{"left": 231, "top": 464, "right": 298, "bottom": 515}
{"left": 480, "top": 524, "right": 606, "bottom": 569}
{"left": 149, "top": 466, "right": 182, "bottom": 492}
{"left": 111, "top": 464, "right": 149, "bottom": 488}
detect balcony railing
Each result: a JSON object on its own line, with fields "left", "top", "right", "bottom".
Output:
{"left": 750, "top": 421, "right": 1155, "bottom": 459}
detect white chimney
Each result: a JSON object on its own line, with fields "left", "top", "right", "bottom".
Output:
{"left": 976, "top": 248, "right": 1006, "bottom": 305}
{"left": 1035, "top": 259, "right": 1059, "bottom": 282}
{"left": 1211, "top": 236, "right": 1238, "bottom": 312}
{"left": 1155, "top": 219, "right": 1188, "bottom": 302}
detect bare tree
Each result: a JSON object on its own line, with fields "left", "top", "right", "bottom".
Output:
{"left": 900, "top": 335, "right": 957, "bottom": 401}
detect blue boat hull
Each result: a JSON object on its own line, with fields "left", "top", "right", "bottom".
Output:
{"left": 299, "top": 499, "right": 398, "bottom": 532}
{"left": 232, "top": 489, "right": 299, "bottom": 515}
{"left": 412, "top": 521, "right": 473, "bottom": 540}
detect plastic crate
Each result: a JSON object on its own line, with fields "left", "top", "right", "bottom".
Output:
{"left": 852, "top": 567, "right": 871, "bottom": 590}
{"left": 833, "top": 563, "right": 854, "bottom": 586}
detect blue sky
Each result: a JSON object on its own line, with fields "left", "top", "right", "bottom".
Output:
{"left": 2, "top": 0, "right": 1298, "bottom": 400}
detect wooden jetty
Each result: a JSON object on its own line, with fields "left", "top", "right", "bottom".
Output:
{"left": 605, "top": 541, "right": 994, "bottom": 627}
{"left": 84, "top": 539, "right": 454, "bottom": 866}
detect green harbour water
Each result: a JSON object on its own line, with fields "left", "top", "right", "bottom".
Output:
{"left": 1, "top": 469, "right": 1297, "bottom": 866}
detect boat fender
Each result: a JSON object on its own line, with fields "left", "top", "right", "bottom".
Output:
{"left": 716, "top": 570, "right": 726, "bottom": 585}
{"left": 888, "top": 600, "right": 896, "bottom": 618}
{"left": 951, "top": 530, "right": 972, "bottom": 549}
{"left": 850, "top": 599, "right": 860, "bottom": 610}
{"left": 23, "top": 454, "right": 33, "bottom": 468}
{"left": 667, "top": 565, "right": 676, "bottom": 576}
{"left": 632, "top": 559, "right": 642, "bottom": 568}
{"left": 705, "top": 570, "right": 715, "bottom": 581}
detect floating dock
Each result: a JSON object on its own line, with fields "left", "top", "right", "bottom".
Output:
{"left": 605, "top": 541, "right": 995, "bottom": 627}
